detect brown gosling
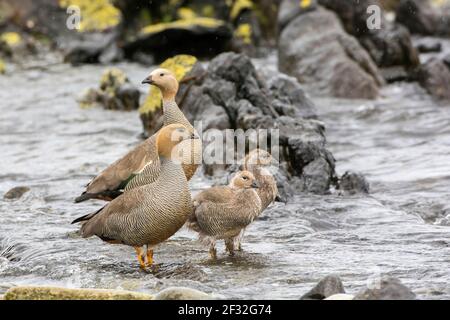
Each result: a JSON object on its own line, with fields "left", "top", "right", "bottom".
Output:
{"left": 186, "top": 171, "right": 262, "bottom": 259}
{"left": 235, "top": 149, "right": 278, "bottom": 251}
{"left": 72, "top": 124, "right": 197, "bottom": 269}
{"left": 74, "top": 68, "right": 201, "bottom": 203}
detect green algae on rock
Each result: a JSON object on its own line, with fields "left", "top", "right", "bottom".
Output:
{"left": 4, "top": 286, "right": 153, "bottom": 300}
{"left": 79, "top": 68, "right": 140, "bottom": 110}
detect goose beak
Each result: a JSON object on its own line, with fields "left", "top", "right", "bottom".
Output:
{"left": 251, "top": 181, "right": 260, "bottom": 189}
{"left": 141, "top": 76, "right": 153, "bottom": 84}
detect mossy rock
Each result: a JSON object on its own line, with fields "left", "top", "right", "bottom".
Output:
{"left": 139, "top": 54, "right": 205, "bottom": 136}
{"left": 0, "top": 32, "right": 22, "bottom": 47}
{"left": 79, "top": 68, "right": 140, "bottom": 110}
{"left": 4, "top": 286, "right": 153, "bottom": 300}
{"left": 0, "top": 59, "right": 5, "bottom": 74}
{"left": 58, "top": 0, "right": 121, "bottom": 32}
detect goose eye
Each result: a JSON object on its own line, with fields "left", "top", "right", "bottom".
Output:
{"left": 160, "top": 73, "right": 164, "bottom": 77}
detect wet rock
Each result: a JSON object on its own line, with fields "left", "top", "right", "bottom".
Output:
{"left": 397, "top": 0, "right": 450, "bottom": 37}
{"left": 444, "top": 54, "right": 450, "bottom": 69}
{"left": 339, "top": 171, "right": 370, "bottom": 195}
{"left": 139, "top": 54, "right": 205, "bottom": 137}
{"left": 3, "top": 186, "right": 30, "bottom": 199}
{"left": 301, "top": 275, "right": 346, "bottom": 300}
{"left": 318, "top": 0, "right": 419, "bottom": 70}
{"left": 325, "top": 294, "right": 355, "bottom": 300}
{"left": 1, "top": 0, "right": 122, "bottom": 64}
{"left": 174, "top": 52, "right": 337, "bottom": 194}
{"left": 354, "top": 276, "right": 416, "bottom": 300}
{"left": 4, "top": 286, "right": 153, "bottom": 300}
{"left": 153, "top": 287, "right": 214, "bottom": 300}
{"left": 415, "top": 58, "right": 450, "bottom": 101}
{"left": 79, "top": 68, "right": 140, "bottom": 111}
{"left": 416, "top": 39, "right": 442, "bottom": 53}
{"left": 278, "top": 5, "right": 384, "bottom": 99}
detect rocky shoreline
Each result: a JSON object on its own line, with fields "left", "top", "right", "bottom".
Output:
{"left": 0, "top": 274, "right": 416, "bottom": 300}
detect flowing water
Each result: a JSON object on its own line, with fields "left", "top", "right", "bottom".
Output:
{"left": 0, "top": 56, "right": 449, "bottom": 299}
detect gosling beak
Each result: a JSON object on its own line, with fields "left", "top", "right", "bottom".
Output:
{"left": 251, "top": 181, "right": 260, "bottom": 189}
{"left": 141, "top": 76, "right": 153, "bottom": 84}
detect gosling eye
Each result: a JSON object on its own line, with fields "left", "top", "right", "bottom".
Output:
{"left": 160, "top": 73, "right": 164, "bottom": 77}
{"left": 242, "top": 176, "right": 248, "bottom": 180}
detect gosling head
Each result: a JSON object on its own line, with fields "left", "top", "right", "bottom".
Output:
{"left": 141, "top": 68, "right": 178, "bottom": 101}
{"left": 245, "top": 149, "right": 275, "bottom": 167}
{"left": 156, "top": 124, "right": 198, "bottom": 160}
{"left": 230, "top": 171, "right": 260, "bottom": 190}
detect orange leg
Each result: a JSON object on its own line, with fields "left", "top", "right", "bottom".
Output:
{"left": 134, "top": 246, "right": 146, "bottom": 270}
{"left": 146, "top": 248, "right": 154, "bottom": 267}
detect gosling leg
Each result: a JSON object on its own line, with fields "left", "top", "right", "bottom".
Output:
{"left": 209, "top": 241, "right": 217, "bottom": 260}
{"left": 225, "top": 238, "right": 235, "bottom": 256}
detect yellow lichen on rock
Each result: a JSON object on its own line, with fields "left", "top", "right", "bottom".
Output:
{"left": 177, "top": 7, "right": 197, "bottom": 20}
{"left": 139, "top": 55, "right": 198, "bottom": 115}
{"left": 300, "top": 0, "right": 312, "bottom": 9}
{"left": 230, "top": 0, "right": 253, "bottom": 20}
{"left": 59, "top": 0, "right": 121, "bottom": 32}
{"left": 99, "top": 67, "right": 128, "bottom": 93}
{"left": 140, "top": 17, "right": 224, "bottom": 35}
{"left": 234, "top": 23, "right": 252, "bottom": 44}
{"left": 0, "top": 59, "right": 5, "bottom": 74}
{"left": 0, "top": 32, "right": 21, "bottom": 46}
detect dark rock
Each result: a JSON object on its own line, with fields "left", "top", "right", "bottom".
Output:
{"left": 178, "top": 52, "right": 338, "bottom": 194}
{"left": 301, "top": 275, "right": 346, "bottom": 300}
{"left": 354, "top": 276, "right": 416, "bottom": 300}
{"left": 278, "top": 5, "right": 384, "bottom": 99}
{"left": 318, "top": 0, "right": 419, "bottom": 69}
{"left": 123, "top": 20, "right": 232, "bottom": 63}
{"left": 416, "top": 39, "right": 442, "bottom": 53}
{"left": 4, "top": 186, "right": 30, "bottom": 200}
{"left": 1, "top": 0, "right": 123, "bottom": 65}
{"left": 396, "top": 0, "right": 450, "bottom": 37}
{"left": 444, "top": 54, "right": 450, "bottom": 69}
{"left": 415, "top": 58, "right": 450, "bottom": 101}
{"left": 339, "top": 171, "right": 370, "bottom": 195}
{"left": 380, "top": 66, "right": 411, "bottom": 83}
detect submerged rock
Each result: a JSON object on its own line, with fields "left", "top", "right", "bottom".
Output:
{"left": 278, "top": 4, "right": 384, "bottom": 99}
{"left": 4, "top": 286, "right": 153, "bottom": 300}
{"left": 396, "top": 0, "right": 450, "bottom": 37}
{"left": 415, "top": 58, "right": 450, "bottom": 101}
{"left": 79, "top": 68, "right": 140, "bottom": 110}
{"left": 354, "top": 276, "right": 416, "bottom": 300}
{"left": 153, "top": 287, "right": 214, "bottom": 300}
{"left": 301, "top": 275, "right": 346, "bottom": 300}
{"left": 3, "top": 186, "right": 30, "bottom": 199}
{"left": 339, "top": 171, "right": 370, "bottom": 195}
